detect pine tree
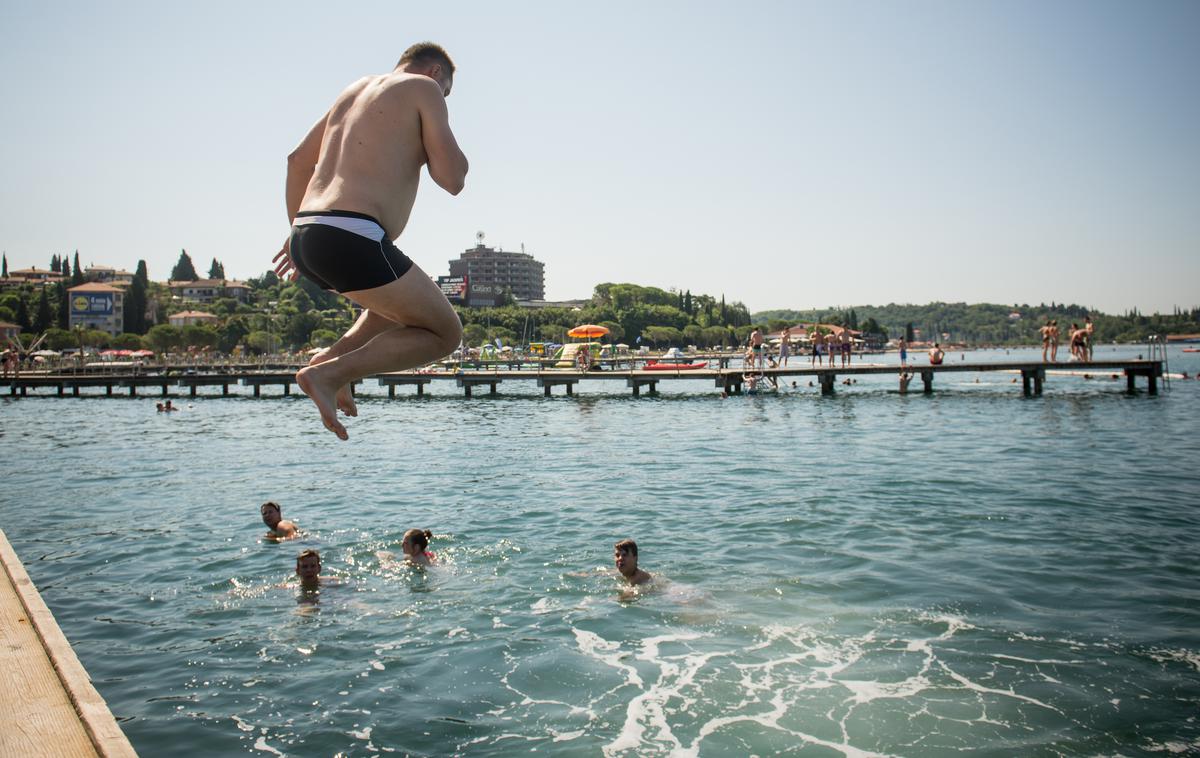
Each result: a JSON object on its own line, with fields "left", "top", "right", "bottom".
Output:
{"left": 71, "top": 251, "right": 84, "bottom": 286}
{"left": 55, "top": 282, "right": 68, "bottom": 329}
{"left": 171, "top": 249, "right": 199, "bottom": 281}
{"left": 135, "top": 260, "right": 149, "bottom": 287}
{"left": 208, "top": 258, "right": 225, "bottom": 279}
{"left": 33, "top": 288, "right": 52, "bottom": 332}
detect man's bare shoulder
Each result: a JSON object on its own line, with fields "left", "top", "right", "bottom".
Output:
{"left": 375, "top": 72, "right": 442, "bottom": 99}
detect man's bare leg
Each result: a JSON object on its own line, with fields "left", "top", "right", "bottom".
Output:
{"left": 308, "top": 310, "right": 401, "bottom": 417}
{"left": 296, "top": 264, "right": 462, "bottom": 440}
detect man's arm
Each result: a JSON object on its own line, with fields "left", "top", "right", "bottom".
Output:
{"left": 285, "top": 112, "right": 329, "bottom": 222}
{"left": 416, "top": 81, "right": 468, "bottom": 195}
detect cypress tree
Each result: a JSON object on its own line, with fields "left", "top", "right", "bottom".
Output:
{"left": 135, "top": 259, "right": 149, "bottom": 287}
{"left": 50, "top": 254, "right": 59, "bottom": 272}
{"left": 33, "top": 288, "right": 52, "bottom": 332}
{"left": 208, "top": 258, "right": 225, "bottom": 279}
{"left": 2, "top": 253, "right": 6, "bottom": 278}
{"left": 60, "top": 256, "right": 70, "bottom": 276}
{"left": 124, "top": 276, "right": 148, "bottom": 334}
{"left": 15, "top": 296, "right": 31, "bottom": 330}
{"left": 55, "top": 282, "right": 68, "bottom": 329}
{"left": 71, "top": 251, "right": 84, "bottom": 285}
{"left": 171, "top": 249, "right": 199, "bottom": 281}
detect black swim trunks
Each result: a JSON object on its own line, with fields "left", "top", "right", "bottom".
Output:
{"left": 289, "top": 210, "right": 414, "bottom": 293}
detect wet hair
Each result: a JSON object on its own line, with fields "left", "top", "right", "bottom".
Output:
{"left": 296, "top": 549, "right": 320, "bottom": 569}
{"left": 403, "top": 528, "right": 433, "bottom": 551}
{"left": 397, "top": 42, "right": 456, "bottom": 75}
{"left": 614, "top": 539, "right": 638, "bottom": 557}
{"left": 261, "top": 501, "right": 281, "bottom": 515}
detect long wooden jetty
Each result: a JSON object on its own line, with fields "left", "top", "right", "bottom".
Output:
{"left": 0, "top": 529, "right": 138, "bottom": 757}
{"left": 3, "top": 359, "right": 1165, "bottom": 398}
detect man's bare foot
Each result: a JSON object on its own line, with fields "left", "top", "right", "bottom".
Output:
{"left": 296, "top": 365, "right": 349, "bottom": 440}
{"left": 309, "top": 349, "right": 357, "bottom": 417}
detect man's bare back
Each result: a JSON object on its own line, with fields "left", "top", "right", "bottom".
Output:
{"left": 300, "top": 72, "right": 460, "bottom": 238}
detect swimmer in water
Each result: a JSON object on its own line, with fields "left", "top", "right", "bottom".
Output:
{"left": 614, "top": 539, "right": 652, "bottom": 586}
{"left": 296, "top": 548, "right": 322, "bottom": 589}
{"left": 261, "top": 501, "right": 299, "bottom": 541}
{"left": 401, "top": 528, "right": 436, "bottom": 565}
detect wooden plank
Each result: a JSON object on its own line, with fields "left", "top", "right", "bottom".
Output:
{"left": 0, "top": 529, "right": 137, "bottom": 757}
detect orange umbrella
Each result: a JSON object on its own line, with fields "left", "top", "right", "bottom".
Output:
{"left": 567, "top": 324, "right": 609, "bottom": 340}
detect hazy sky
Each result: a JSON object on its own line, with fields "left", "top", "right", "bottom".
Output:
{"left": 1, "top": 0, "right": 1196, "bottom": 314}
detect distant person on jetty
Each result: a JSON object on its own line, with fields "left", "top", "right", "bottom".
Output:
{"left": 899, "top": 337, "right": 908, "bottom": 368}
{"left": 401, "top": 528, "right": 436, "bottom": 565}
{"left": 928, "top": 343, "right": 945, "bottom": 365}
{"left": 296, "top": 549, "right": 322, "bottom": 588}
{"left": 273, "top": 42, "right": 468, "bottom": 440}
{"left": 839, "top": 329, "right": 852, "bottom": 367}
{"left": 261, "top": 501, "right": 299, "bottom": 541}
{"left": 1084, "top": 316, "right": 1095, "bottom": 361}
{"left": 614, "top": 539, "right": 652, "bottom": 586}
{"left": 1040, "top": 320, "right": 1053, "bottom": 362}
{"left": 811, "top": 328, "right": 825, "bottom": 367}
{"left": 749, "top": 328, "right": 765, "bottom": 370}
{"left": 1069, "top": 323, "right": 1087, "bottom": 362}
{"left": 1050, "top": 320, "right": 1060, "bottom": 362}
{"left": 779, "top": 326, "right": 791, "bottom": 367}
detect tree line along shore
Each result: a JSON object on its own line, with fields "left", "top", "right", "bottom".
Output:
{"left": 2, "top": 250, "right": 1196, "bottom": 355}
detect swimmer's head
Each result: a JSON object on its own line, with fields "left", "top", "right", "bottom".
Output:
{"left": 614, "top": 539, "right": 639, "bottom": 575}
{"left": 401, "top": 528, "right": 433, "bottom": 556}
{"left": 295, "top": 549, "right": 321, "bottom": 583}
{"left": 397, "top": 42, "right": 456, "bottom": 96}
{"left": 261, "top": 501, "right": 282, "bottom": 529}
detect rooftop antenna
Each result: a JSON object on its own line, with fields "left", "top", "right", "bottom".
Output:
{"left": 476, "top": 231, "right": 485, "bottom": 247}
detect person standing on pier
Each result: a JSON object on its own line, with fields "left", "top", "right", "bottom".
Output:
{"left": 749, "top": 327, "right": 765, "bottom": 371}
{"left": 811, "top": 328, "right": 825, "bottom": 367}
{"left": 1040, "top": 320, "right": 1053, "bottom": 362}
{"left": 273, "top": 42, "right": 468, "bottom": 440}
{"left": 899, "top": 337, "right": 909, "bottom": 369}
{"left": 779, "top": 326, "right": 791, "bottom": 367}
{"left": 839, "top": 328, "right": 852, "bottom": 367}
{"left": 1084, "top": 316, "right": 1095, "bottom": 361}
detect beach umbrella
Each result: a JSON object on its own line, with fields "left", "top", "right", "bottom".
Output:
{"left": 567, "top": 324, "right": 609, "bottom": 340}
{"left": 130, "top": 349, "right": 155, "bottom": 357}
{"left": 31, "top": 349, "right": 60, "bottom": 357}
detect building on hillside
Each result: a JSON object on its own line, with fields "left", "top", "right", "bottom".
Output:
{"left": 68, "top": 282, "right": 124, "bottom": 336}
{"left": 167, "top": 279, "right": 252, "bottom": 304}
{"left": 168, "top": 310, "right": 220, "bottom": 327}
{"left": 446, "top": 234, "right": 545, "bottom": 307}
{"left": 85, "top": 265, "right": 135, "bottom": 285}
{"left": 7, "top": 267, "right": 64, "bottom": 285}
{"left": 1, "top": 322, "right": 21, "bottom": 342}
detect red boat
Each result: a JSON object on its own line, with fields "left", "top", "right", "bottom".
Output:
{"left": 643, "top": 360, "right": 708, "bottom": 370}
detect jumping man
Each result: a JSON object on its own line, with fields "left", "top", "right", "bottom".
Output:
{"left": 274, "top": 42, "right": 468, "bottom": 439}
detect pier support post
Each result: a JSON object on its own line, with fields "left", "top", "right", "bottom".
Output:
{"left": 105, "top": 385, "right": 112, "bottom": 397}
{"left": 222, "top": 384, "right": 229, "bottom": 396}
{"left": 191, "top": 385, "right": 198, "bottom": 398}
{"left": 417, "top": 383, "right": 424, "bottom": 397}
{"left": 820, "top": 373, "right": 835, "bottom": 396}
{"left": 73, "top": 386, "right": 79, "bottom": 397}
{"left": 58, "top": 384, "right": 65, "bottom": 397}
{"left": 1148, "top": 373, "right": 1157, "bottom": 396}
{"left": 489, "top": 382, "right": 498, "bottom": 396}
{"left": 566, "top": 383, "right": 573, "bottom": 396}
{"left": 1033, "top": 369, "right": 1043, "bottom": 396}
{"left": 921, "top": 370, "right": 933, "bottom": 394}
{"left": 1125, "top": 371, "right": 1136, "bottom": 394}
{"left": 544, "top": 384, "right": 552, "bottom": 397}
{"left": 464, "top": 384, "right": 472, "bottom": 398}
{"left": 389, "top": 385, "right": 396, "bottom": 398}
{"left": 129, "top": 385, "right": 136, "bottom": 397}
{"left": 254, "top": 385, "right": 261, "bottom": 398}
{"left": 1021, "top": 371, "right": 1032, "bottom": 397}
{"left": 283, "top": 383, "right": 290, "bottom": 396}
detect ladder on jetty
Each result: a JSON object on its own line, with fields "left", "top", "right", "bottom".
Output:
{"left": 1147, "top": 335, "right": 1171, "bottom": 391}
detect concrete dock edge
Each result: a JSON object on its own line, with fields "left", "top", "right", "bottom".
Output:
{"left": 0, "top": 528, "right": 138, "bottom": 757}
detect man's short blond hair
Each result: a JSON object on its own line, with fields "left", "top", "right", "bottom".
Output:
{"left": 397, "top": 42, "right": 456, "bottom": 75}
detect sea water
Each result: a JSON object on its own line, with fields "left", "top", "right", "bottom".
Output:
{"left": 1, "top": 346, "right": 1198, "bottom": 756}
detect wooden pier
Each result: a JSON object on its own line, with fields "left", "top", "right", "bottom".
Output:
{"left": 2, "top": 359, "right": 1164, "bottom": 399}
{"left": 0, "top": 529, "right": 137, "bottom": 757}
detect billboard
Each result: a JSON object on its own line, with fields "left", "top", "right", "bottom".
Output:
{"left": 438, "top": 275, "right": 468, "bottom": 303}
{"left": 71, "top": 293, "right": 114, "bottom": 316}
